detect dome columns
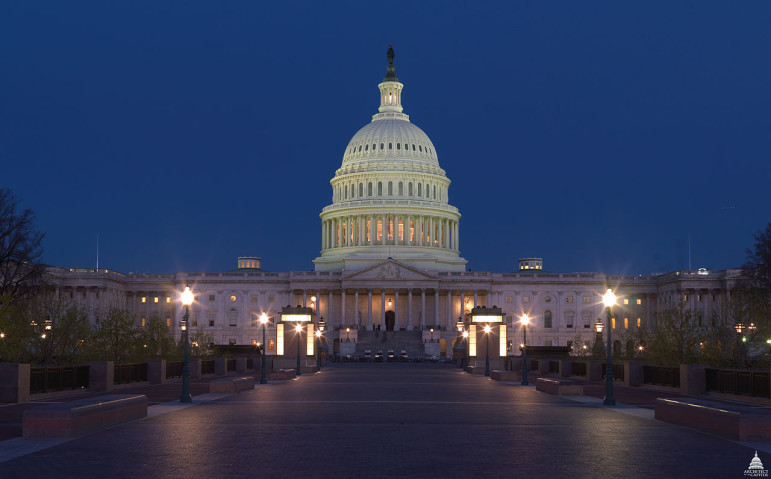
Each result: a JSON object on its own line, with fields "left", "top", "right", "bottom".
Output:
{"left": 320, "top": 213, "right": 459, "bottom": 252}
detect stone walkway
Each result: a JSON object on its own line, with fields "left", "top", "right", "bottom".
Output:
{"left": 0, "top": 363, "right": 768, "bottom": 478}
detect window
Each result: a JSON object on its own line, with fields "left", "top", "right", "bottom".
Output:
{"left": 229, "top": 309, "right": 237, "bottom": 326}
{"left": 365, "top": 144, "right": 368, "bottom": 151}
{"left": 684, "top": 294, "right": 688, "bottom": 302}
{"left": 368, "top": 182, "right": 373, "bottom": 196}
{"left": 141, "top": 297, "right": 146, "bottom": 303}
{"left": 268, "top": 295, "right": 275, "bottom": 302}
{"left": 566, "top": 296, "right": 573, "bottom": 303}
{"left": 398, "top": 182, "right": 403, "bottom": 195}
{"left": 397, "top": 143, "right": 401, "bottom": 150}
{"left": 505, "top": 296, "right": 512, "bottom": 303}
{"left": 419, "top": 145, "right": 422, "bottom": 152}
{"left": 166, "top": 297, "right": 171, "bottom": 303}
{"left": 637, "top": 298, "right": 642, "bottom": 305}
{"left": 623, "top": 299, "right": 629, "bottom": 305}
{"left": 544, "top": 310, "right": 553, "bottom": 328}
{"left": 418, "top": 183, "right": 422, "bottom": 197}
{"left": 229, "top": 339, "right": 237, "bottom": 346}
{"left": 380, "top": 143, "right": 384, "bottom": 150}
{"left": 359, "top": 184, "right": 363, "bottom": 197}
{"left": 412, "top": 144, "right": 416, "bottom": 151}
{"left": 192, "top": 311, "right": 199, "bottom": 327}
{"left": 378, "top": 182, "right": 383, "bottom": 196}
{"left": 624, "top": 317, "right": 629, "bottom": 329}
{"left": 544, "top": 339, "right": 553, "bottom": 347}
{"left": 388, "top": 181, "right": 393, "bottom": 195}
{"left": 612, "top": 318, "right": 616, "bottom": 329}
{"left": 565, "top": 312, "right": 574, "bottom": 328}
{"left": 637, "top": 317, "right": 641, "bottom": 328}
{"left": 433, "top": 185, "right": 436, "bottom": 199}
{"left": 408, "top": 183, "right": 413, "bottom": 196}
{"left": 251, "top": 339, "right": 258, "bottom": 346}
{"left": 389, "top": 142, "right": 392, "bottom": 149}
{"left": 208, "top": 312, "right": 216, "bottom": 327}
{"left": 209, "top": 294, "right": 215, "bottom": 301}
{"left": 166, "top": 317, "right": 171, "bottom": 328}
{"left": 584, "top": 296, "right": 590, "bottom": 303}
{"left": 141, "top": 317, "right": 146, "bottom": 327}
{"left": 523, "top": 296, "right": 530, "bottom": 303}
{"left": 251, "top": 295, "right": 258, "bottom": 303}
{"left": 154, "top": 296, "right": 159, "bottom": 303}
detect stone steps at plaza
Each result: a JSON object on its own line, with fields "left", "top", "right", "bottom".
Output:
{"left": 355, "top": 330, "right": 426, "bottom": 359}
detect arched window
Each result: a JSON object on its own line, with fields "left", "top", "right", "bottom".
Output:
{"left": 397, "top": 143, "right": 401, "bottom": 150}
{"left": 368, "top": 182, "right": 373, "bottom": 196}
{"left": 359, "top": 183, "right": 363, "bottom": 197}
{"left": 408, "top": 183, "right": 413, "bottom": 196}
{"left": 388, "top": 182, "right": 393, "bottom": 195}
{"left": 380, "top": 143, "right": 384, "bottom": 150}
{"left": 404, "top": 143, "right": 408, "bottom": 150}
{"left": 433, "top": 185, "right": 436, "bottom": 199}
{"left": 351, "top": 184, "right": 355, "bottom": 198}
{"left": 228, "top": 309, "right": 238, "bottom": 327}
{"left": 544, "top": 310, "right": 553, "bottom": 329}
{"left": 365, "top": 144, "right": 368, "bottom": 151}
{"left": 398, "top": 182, "right": 403, "bottom": 195}
{"left": 372, "top": 143, "right": 376, "bottom": 150}
{"left": 377, "top": 182, "right": 383, "bottom": 196}
{"left": 412, "top": 144, "right": 416, "bottom": 151}
{"left": 419, "top": 145, "right": 422, "bottom": 152}
{"left": 344, "top": 185, "right": 348, "bottom": 199}
{"left": 358, "top": 145, "right": 362, "bottom": 152}
{"left": 417, "top": 183, "right": 422, "bottom": 197}
{"left": 389, "top": 142, "right": 392, "bottom": 149}
{"left": 425, "top": 184, "right": 429, "bottom": 197}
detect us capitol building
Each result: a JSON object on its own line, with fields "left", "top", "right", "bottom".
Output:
{"left": 47, "top": 47, "right": 742, "bottom": 359}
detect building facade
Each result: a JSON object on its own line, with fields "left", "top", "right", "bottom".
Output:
{"left": 45, "top": 49, "right": 744, "bottom": 359}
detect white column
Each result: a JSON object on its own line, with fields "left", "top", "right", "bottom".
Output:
{"left": 434, "top": 289, "right": 439, "bottom": 327}
{"left": 408, "top": 289, "right": 413, "bottom": 330}
{"left": 429, "top": 217, "right": 434, "bottom": 246}
{"left": 460, "top": 290, "right": 465, "bottom": 318}
{"left": 394, "top": 289, "right": 399, "bottom": 330}
{"left": 382, "top": 214, "right": 386, "bottom": 245}
{"left": 337, "top": 218, "right": 342, "bottom": 248}
{"left": 367, "top": 289, "right": 373, "bottom": 330}
{"left": 322, "top": 221, "right": 326, "bottom": 250}
{"left": 354, "top": 289, "right": 360, "bottom": 327}
{"left": 421, "top": 289, "right": 426, "bottom": 329}
{"left": 474, "top": 291, "right": 478, "bottom": 308}
{"left": 341, "top": 290, "right": 346, "bottom": 326}
{"left": 328, "top": 290, "right": 333, "bottom": 325}
{"left": 446, "top": 291, "right": 452, "bottom": 330}
{"left": 381, "top": 290, "right": 386, "bottom": 329}
{"left": 370, "top": 215, "right": 374, "bottom": 246}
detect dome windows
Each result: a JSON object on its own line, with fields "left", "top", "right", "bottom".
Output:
{"left": 358, "top": 183, "right": 363, "bottom": 197}
{"left": 397, "top": 143, "right": 401, "bottom": 150}
{"left": 417, "top": 183, "right": 422, "bottom": 197}
{"left": 358, "top": 145, "right": 362, "bottom": 152}
{"left": 408, "top": 183, "right": 413, "bottom": 196}
{"left": 388, "top": 181, "right": 393, "bottom": 195}
{"left": 380, "top": 143, "right": 384, "bottom": 150}
{"left": 389, "top": 143, "right": 392, "bottom": 149}
{"left": 419, "top": 145, "right": 422, "bottom": 152}
{"left": 412, "top": 144, "right": 416, "bottom": 151}
{"left": 372, "top": 143, "right": 376, "bottom": 150}
{"left": 377, "top": 182, "right": 383, "bottom": 196}
{"left": 398, "top": 182, "right": 403, "bottom": 195}
{"left": 368, "top": 182, "right": 373, "bottom": 196}
{"left": 365, "top": 144, "right": 369, "bottom": 151}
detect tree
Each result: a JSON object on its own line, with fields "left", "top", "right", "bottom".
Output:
{"left": 745, "top": 222, "right": 771, "bottom": 295}
{"left": 90, "top": 307, "right": 142, "bottom": 365}
{"left": 0, "top": 188, "right": 45, "bottom": 305}
{"left": 189, "top": 329, "right": 215, "bottom": 358}
{"left": 139, "top": 317, "right": 181, "bottom": 361}
{"left": 646, "top": 302, "right": 704, "bottom": 366}
{"left": 0, "top": 294, "right": 34, "bottom": 362}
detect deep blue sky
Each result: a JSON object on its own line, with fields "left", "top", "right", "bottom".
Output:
{"left": 2, "top": 2, "right": 769, "bottom": 275}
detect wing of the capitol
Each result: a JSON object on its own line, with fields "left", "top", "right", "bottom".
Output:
{"left": 45, "top": 47, "right": 744, "bottom": 364}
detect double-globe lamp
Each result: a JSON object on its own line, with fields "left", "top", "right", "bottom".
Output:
{"left": 602, "top": 288, "right": 617, "bottom": 406}
{"left": 180, "top": 286, "right": 194, "bottom": 404}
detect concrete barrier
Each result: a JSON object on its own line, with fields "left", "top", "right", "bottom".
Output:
{"left": 268, "top": 369, "right": 296, "bottom": 380}
{"left": 146, "top": 359, "right": 166, "bottom": 385}
{"left": 0, "top": 363, "right": 31, "bottom": 403}
{"left": 490, "top": 370, "right": 519, "bottom": 381}
{"left": 85, "top": 361, "right": 114, "bottom": 392}
{"left": 655, "top": 397, "right": 771, "bottom": 442}
{"left": 23, "top": 394, "right": 147, "bottom": 439}
{"left": 209, "top": 376, "right": 255, "bottom": 394}
{"left": 535, "top": 377, "right": 583, "bottom": 396}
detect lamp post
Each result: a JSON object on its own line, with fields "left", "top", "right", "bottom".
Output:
{"left": 295, "top": 324, "right": 303, "bottom": 376}
{"left": 483, "top": 324, "right": 491, "bottom": 377}
{"left": 594, "top": 318, "right": 604, "bottom": 357}
{"left": 521, "top": 314, "right": 530, "bottom": 386}
{"left": 316, "top": 317, "right": 325, "bottom": 369}
{"left": 602, "top": 288, "right": 616, "bottom": 406}
{"left": 462, "top": 330, "right": 469, "bottom": 369}
{"left": 259, "top": 313, "right": 268, "bottom": 384}
{"left": 456, "top": 316, "right": 466, "bottom": 368}
{"left": 179, "top": 286, "right": 194, "bottom": 404}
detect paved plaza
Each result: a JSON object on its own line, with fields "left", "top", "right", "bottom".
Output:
{"left": 0, "top": 364, "right": 768, "bottom": 478}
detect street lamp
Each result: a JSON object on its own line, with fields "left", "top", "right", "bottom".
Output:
{"left": 295, "top": 324, "right": 303, "bottom": 376}
{"left": 259, "top": 313, "right": 268, "bottom": 384}
{"left": 462, "top": 330, "right": 469, "bottom": 369}
{"left": 521, "top": 314, "right": 530, "bottom": 386}
{"left": 317, "top": 317, "right": 325, "bottom": 368}
{"left": 602, "top": 288, "right": 616, "bottom": 406}
{"left": 179, "top": 286, "right": 194, "bottom": 404}
{"left": 483, "top": 324, "right": 491, "bottom": 377}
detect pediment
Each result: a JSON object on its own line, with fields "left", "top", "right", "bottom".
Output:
{"left": 343, "top": 259, "right": 437, "bottom": 281}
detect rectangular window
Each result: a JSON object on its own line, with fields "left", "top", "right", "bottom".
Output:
{"left": 637, "top": 317, "right": 641, "bottom": 328}
{"left": 166, "top": 317, "right": 171, "bottom": 328}
{"left": 544, "top": 339, "right": 553, "bottom": 347}
{"left": 523, "top": 296, "right": 530, "bottom": 303}
{"left": 229, "top": 339, "right": 236, "bottom": 346}
{"left": 268, "top": 295, "right": 275, "bottom": 302}
{"left": 377, "top": 221, "right": 382, "bottom": 241}
{"left": 637, "top": 299, "right": 641, "bottom": 305}
{"left": 697, "top": 294, "right": 702, "bottom": 302}
{"left": 209, "top": 294, "right": 216, "bottom": 301}
{"left": 623, "top": 299, "right": 629, "bottom": 305}
{"left": 154, "top": 297, "right": 159, "bottom": 303}
{"left": 566, "top": 296, "right": 573, "bottom": 303}
{"left": 505, "top": 296, "right": 512, "bottom": 303}
{"left": 166, "top": 297, "right": 171, "bottom": 303}
{"left": 684, "top": 294, "right": 688, "bottom": 302}
{"left": 141, "top": 317, "right": 146, "bottom": 327}
{"left": 410, "top": 221, "right": 415, "bottom": 242}
{"left": 208, "top": 312, "right": 216, "bottom": 327}
{"left": 251, "top": 339, "right": 258, "bottom": 346}
{"left": 398, "top": 220, "right": 404, "bottom": 242}
{"left": 251, "top": 295, "right": 258, "bottom": 303}
{"left": 268, "top": 339, "right": 275, "bottom": 352}
{"left": 584, "top": 296, "right": 590, "bottom": 303}
{"left": 277, "top": 324, "right": 284, "bottom": 355}
{"left": 469, "top": 325, "right": 477, "bottom": 357}
{"left": 612, "top": 318, "right": 616, "bottom": 329}
{"left": 192, "top": 311, "right": 199, "bottom": 327}
{"left": 307, "top": 324, "right": 315, "bottom": 356}
{"left": 623, "top": 318, "right": 628, "bottom": 329}
{"left": 141, "top": 297, "right": 146, "bottom": 303}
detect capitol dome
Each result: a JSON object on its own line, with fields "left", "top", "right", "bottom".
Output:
{"left": 314, "top": 46, "right": 466, "bottom": 273}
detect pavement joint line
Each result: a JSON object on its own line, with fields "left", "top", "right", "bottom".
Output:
{"left": 0, "top": 392, "right": 236, "bottom": 463}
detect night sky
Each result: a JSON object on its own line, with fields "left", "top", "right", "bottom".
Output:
{"left": 2, "top": 2, "right": 770, "bottom": 276}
